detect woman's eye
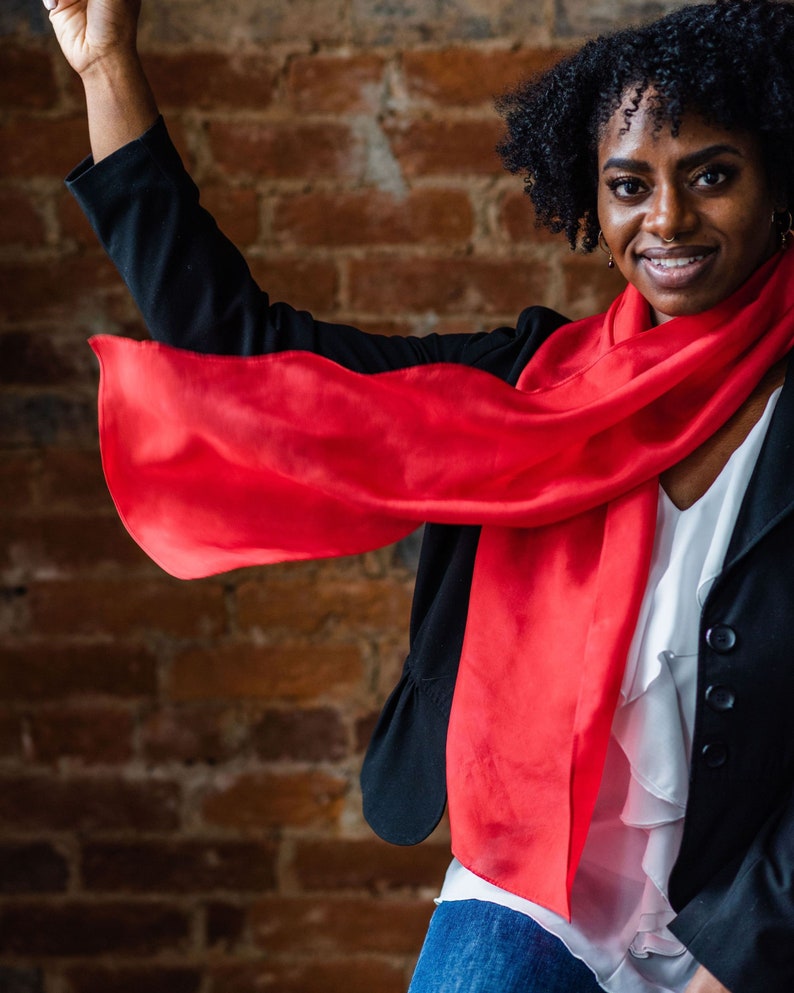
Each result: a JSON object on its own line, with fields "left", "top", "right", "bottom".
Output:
{"left": 693, "top": 167, "right": 730, "bottom": 188}
{"left": 607, "top": 176, "right": 645, "bottom": 198}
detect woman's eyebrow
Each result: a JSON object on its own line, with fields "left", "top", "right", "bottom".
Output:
{"left": 601, "top": 143, "right": 744, "bottom": 173}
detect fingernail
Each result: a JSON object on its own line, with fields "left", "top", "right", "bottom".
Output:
{"left": 44, "top": 0, "right": 58, "bottom": 10}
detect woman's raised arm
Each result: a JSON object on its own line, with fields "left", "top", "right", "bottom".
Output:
{"left": 43, "top": 0, "right": 501, "bottom": 365}
{"left": 44, "top": 0, "right": 158, "bottom": 161}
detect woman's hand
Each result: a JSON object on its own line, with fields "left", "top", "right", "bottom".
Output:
{"left": 684, "top": 965, "right": 733, "bottom": 993}
{"left": 43, "top": 0, "right": 157, "bottom": 162}
{"left": 44, "top": 0, "right": 142, "bottom": 79}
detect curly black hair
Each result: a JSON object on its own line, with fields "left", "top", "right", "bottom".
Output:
{"left": 497, "top": 0, "right": 794, "bottom": 252}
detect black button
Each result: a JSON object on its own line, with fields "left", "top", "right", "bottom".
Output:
{"left": 705, "top": 684, "right": 736, "bottom": 713}
{"left": 705, "top": 625, "right": 737, "bottom": 653}
{"left": 702, "top": 742, "right": 729, "bottom": 768}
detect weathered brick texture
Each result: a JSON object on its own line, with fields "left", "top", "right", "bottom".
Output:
{"left": 2, "top": 0, "right": 670, "bottom": 986}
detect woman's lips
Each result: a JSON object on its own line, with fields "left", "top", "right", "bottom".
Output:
{"left": 637, "top": 247, "right": 717, "bottom": 289}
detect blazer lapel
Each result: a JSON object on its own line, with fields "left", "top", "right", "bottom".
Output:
{"left": 724, "top": 364, "right": 794, "bottom": 570}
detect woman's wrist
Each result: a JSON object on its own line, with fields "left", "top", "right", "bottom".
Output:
{"left": 81, "top": 52, "right": 158, "bottom": 161}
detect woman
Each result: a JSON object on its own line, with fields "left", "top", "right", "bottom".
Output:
{"left": 45, "top": 0, "right": 794, "bottom": 991}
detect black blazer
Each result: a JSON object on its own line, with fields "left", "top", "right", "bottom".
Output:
{"left": 68, "top": 118, "right": 794, "bottom": 993}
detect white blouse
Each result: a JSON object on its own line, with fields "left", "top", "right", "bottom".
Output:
{"left": 438, "top": 388, "right": 782, "bottom": 993}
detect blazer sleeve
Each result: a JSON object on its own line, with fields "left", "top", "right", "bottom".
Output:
{"left": 65, "top": 116, "right": 505, "bottom": 373}
{"left": 670, "top": 780, "right": 794, "bottom": 993}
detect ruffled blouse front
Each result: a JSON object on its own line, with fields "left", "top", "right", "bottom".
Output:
{"left": 438, "top": 388, "right": 781, "bottom": 993}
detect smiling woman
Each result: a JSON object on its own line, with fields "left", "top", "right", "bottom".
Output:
{"left": 497, "top": 2, "right": 794, "bottom": 263}
{"left": 597, "top": 111, "right": 780, "bottom": 324}
{"left": 42, "top": 0, "right": 794, "bottom": 992}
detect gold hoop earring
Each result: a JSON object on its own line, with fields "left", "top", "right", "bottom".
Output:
{"left": 773, "top": 209, "right": 792, "bottom": 251}
{"left": 598, "top": 230, "right": 615, "bottom": 269}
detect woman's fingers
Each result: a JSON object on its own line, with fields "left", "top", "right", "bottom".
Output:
{"left": 43, "top": 0, "right": 85, "bottom": 13}
{"left": 45, "top": 0, "right": 143, "bottom": 79}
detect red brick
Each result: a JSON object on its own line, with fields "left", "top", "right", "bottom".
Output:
{"left": 436, "top": 317, "right": 486, "bottom": 334}
{"left": 202, "top": 770, "right": 348, "bottom": 830}
{"left": 0, "top": 842, "right": 69, "bottom": 894}
{"left": 138, "top": 0, "right": 348, "bottom": 47}
{"left": 0, "top": 711, "right": 22, "bottom": 760}
{"left": 273, "top": 188, "right": 472, "bottom": 247}
{"left": 355, "top": 710, "right": 380, "bottom": 753}
{"left": 208, "top": 121, "right": 363, "bottom": 181}
{"left": 141, "top": 705, "right": 250, "bottom": 765}
{"left": 556, "top": 0, "right": 665, "bottom": 37}
{"left": 58, "top": 187, "right": 101, "bottom": 246}
{"left": 349, "top": 256, "right": 551, "bottom": 317}
{"left": 237, "top": 574, "right": 413, "bottom": 635}
{"left": 0, "top": 967, "right": 43, "bottom": 993}
{"left": 36, "top": 449, "right": 111, "bottom": 512}
{"left": 251, "top": 708, "right": 349, "bottom": 762}
{"left": 0, "top": 643, "right": 158, "bottom": 701}
{"left": 206, "top": 901, "right": 247, "bottom": 950}
{"left": 81, "top": 839, "right": 277, "bottom": 892}
{"left": 384, "top": 117, "right": 504, "bottom": 176}
{"left": 0, "top": 901, "right": 190, "bottom": 956}
{"left": 160, "top": 117, "right": 196, "bottom": 172}
{"left": 286, "top": 53, "right": 386, "bottom": 114}
{"left": 0, "top": 115, "right": 91, "bottom": 179}
{"left": 0, "top": 590, "right": 26, "bottom": 633}
{"left": 0, "top": 330, "right": 95, "bottom": 386}
{"left": 371, "top": 638, "right": 411, "bottom": 700}
{"left": 249, "top": 895, "right": 431, "bottom": 955}
{"left": 561, "top": 252, "right": 628, "bottom": 319}
{"left": 352, "top": 0, "right": 544, "bottom": 46}
{"left": 201, "top": 185, "right": 260, "bottom": 246}
{"left": 0, "top": 514, "right": 151, "bottom": 577}
{"left": 27, "top": 577, "right": 226, "bottom": 638}
{"left": 0, "top": 775, "right": 180, "bottom": 831}
{"left": 0, "top": 47, "right": 57, "bottom": 110}
{"left": 498, "top": 188, "right": 563, "bottom": 244}
{"left": 0, "top": 189, "right": 46, "bottom": 246}
{"left": 141, "top": 52, "right": 276, "bottom": 110}
{"left": 141, "top": 704, "right": 348, "bottom": 766}
{"left": 209, "top": 958, "right": 407, "bottom": 993}
{"left": 169, "top": 643, "right": 364, "bottom": 702}
{"left": 26, "top": 705, "right": 134, "bottom": 765}
{"left": 0, "top": 393, "right": 98, "bottom": 449}
{"left": 247, "top": 256, "right": 339, "bottom": 313}
{"left": 65, "top": 967, "right": 201, "bottom": 993}
{"left": 293, "top": 839, "right": 450, "bottom": 892}
{"left": 340, "top": 316, "right": 414, "bottom": 335}
{"left": 343, "top": 315, "right": 482, "bottom": 335}
{"left": 402, "top": 47, "right": 573, "bottom": 106}
{"left": 60, "top": 56, "right": 89, "bottom": 106}
{"left": 0, "top": 254, "right": 122, "bottom": 322}
{"left": 0, "top": 453, "right": 35, "bottom": 511}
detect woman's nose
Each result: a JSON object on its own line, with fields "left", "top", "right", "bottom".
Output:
{"left": 643, "top": 184, "right": 696, "bottom": 240}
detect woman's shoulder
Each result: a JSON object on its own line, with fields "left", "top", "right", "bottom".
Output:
{"left": 459, "top": 305, "right": 571, "bottom": 384}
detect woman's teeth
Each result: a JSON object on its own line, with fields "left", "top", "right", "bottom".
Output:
{"left": 650, "top": 255, "right": 706, "bottom": 269}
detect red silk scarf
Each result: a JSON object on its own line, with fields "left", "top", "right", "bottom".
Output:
{"left": 91, "top": 248, "right": 794, "bottom": 918}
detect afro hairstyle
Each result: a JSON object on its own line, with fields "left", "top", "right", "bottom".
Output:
{"left": 497, "top": 0, "right": 794, "bottom": 252}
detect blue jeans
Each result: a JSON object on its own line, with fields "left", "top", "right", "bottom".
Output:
{"left": 408, "top": 900, "right": 606, "bottom": 993}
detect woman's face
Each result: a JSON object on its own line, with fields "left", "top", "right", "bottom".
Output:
{"left": 597, "top": 97, "right": 780, "bottom": 324}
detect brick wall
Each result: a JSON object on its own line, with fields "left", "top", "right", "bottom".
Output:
{"left": 1, "top": 0, "right": 684, "bottom": 990}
